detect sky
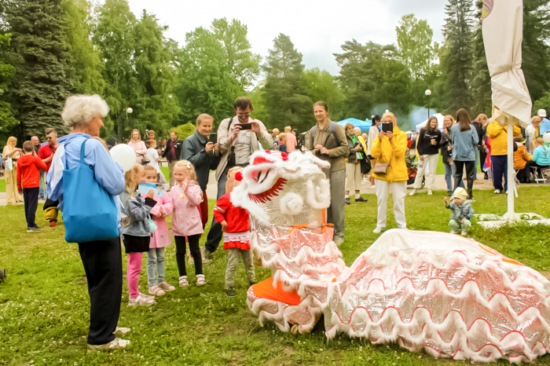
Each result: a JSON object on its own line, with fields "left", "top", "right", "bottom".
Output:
{"left": 124, "top": 0, "right": 447, "bottom": 75}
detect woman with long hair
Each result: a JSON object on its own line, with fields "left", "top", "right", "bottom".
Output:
{"left": 2, "top": 136, "right": 23, "bottom": 204}
{"left": 450, "top": 109, "right": 479, "bottom": 200}
{"left": 409, "top": 116, "right": 442, "bottom": 196}
{"left": 367, "top": 115, "right": 382, "bottom": 187}
{"left": 440, "top": 115, "right": 464, "bottom": 196}
{"left": 128, "top": 129, "right": 147, "bottom": 164}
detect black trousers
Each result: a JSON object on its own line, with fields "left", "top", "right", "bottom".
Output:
{"left": 175, "top": 235, "right": 202, "bottom": 276}
{"left": 205, "top": 165, "right": 230, "bottom": 254}
{"left": 517, "top": 165, "right": 531, "bottom": 183}
{"left": 23, "top": 187, "right": 39, "bottom": 228}
{"left": 78, "top": 237, "right": 122, "bottom": 345}
{"left": 479, "top": 148, "right": 488, "bottom": 176}
{"left": 454, "top": 160, "right": 475, "bottom": 199}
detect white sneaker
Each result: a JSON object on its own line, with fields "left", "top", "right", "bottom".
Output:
{"left": 196, "top": 274, "right": 206, "bottom": 286}
{"left": 179, "top": 276, "right": 189, "bottom": 287}
{"left": 128, "top": 294, "right": 156, "bottom": 307}
{"left": 494, "top": 189, "right": 501, "bottom": 194}
{"left": 148, "top": 285, "right": 165, "bottom": 297}
{"left": 88, "top": 338, "right": 130, "bottom": 351}
{"left": 427, "top": 189, "right": 433, "bottom": 195}
{"left": 409, "top": 189, "right": 417, "bottom": 196}
{"left": 373, "top": 227, "right": 384, "bottom": 234}
{"left": 139, "top": 292, "right": 155, "bottom": 300}
{"left": 159, "top": 281, "right": 176, "bottom": 292}
{"left": 114, "top": 327, "right": 131, "bottom": 335}
{"left": 333, "top": 237, "right": 344, "bottom": 246}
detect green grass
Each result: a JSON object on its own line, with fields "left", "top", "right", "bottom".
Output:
{"left": 1, "top": 188, "right": 550, "bottom": 365}
{"left": 419, "top": 154, "right": 483, "bottom": 175}
{"left": 160, "top": 166, "right": 169, "bottom": 181}
{"left": 0, "top": 178, "right": 5, "bottom": 193}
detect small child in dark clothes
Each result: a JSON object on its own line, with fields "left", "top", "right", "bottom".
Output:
{"left": 17, "top": 140, "right": 48, "bottom": 232}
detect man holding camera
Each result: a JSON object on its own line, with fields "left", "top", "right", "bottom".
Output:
{"left": 181, "top": 113, "right": 220, "bottom": 231}
{"left": 203, "top": 97, "right": 273, "bottom": 260}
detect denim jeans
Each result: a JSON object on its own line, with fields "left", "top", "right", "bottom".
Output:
{"left": 444, "top": 163, "right": 465, "bottom": 194}
{"left": 38, "top": 171, "right": 47, "bottom": 199}
{"left": 147, "top": 247, "right": 165, "bottom": 286}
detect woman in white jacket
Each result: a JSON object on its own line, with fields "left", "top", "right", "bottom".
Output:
{"left": 367, "top": 115, "right": 381, "bottom": 187}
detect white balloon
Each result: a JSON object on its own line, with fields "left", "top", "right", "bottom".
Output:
{"left": 110, "top": 144, "right": 136, "bottom": 172}
{"left": 544, "top": 133, "right": 550, "bottom": 144}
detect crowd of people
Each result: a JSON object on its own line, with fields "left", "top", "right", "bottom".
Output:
{"left": 2, "top": 92, "right": 550, "bottom": 351}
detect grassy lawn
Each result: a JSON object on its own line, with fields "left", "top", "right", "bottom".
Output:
{"left": 0, "top": 178, "right": 5, "bottom": 193}
{"left": 1, "top": 188, "right": 550, "bottom": 365}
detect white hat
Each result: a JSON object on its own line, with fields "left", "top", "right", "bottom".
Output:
{"left": 538, "top": 109, "right": 547, "bottom": 118}
{"left": 451, "top": 187, "right": 469, "bottom": 201}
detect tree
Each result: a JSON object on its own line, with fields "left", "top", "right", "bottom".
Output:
{"left": 396, "top": 14, "right": 438, "bottom": 81}
{"left": 62, "top": 0, "right": 105, "bottom": 95}
{"left": 93, "top": 0, "right": 138, "bottom": 139}
{"left": 132, "top": 10, "right": 180, "bottom": 138}
{"left": 5, "top": 0, "right": 72, "bottom": 137}
{"left": 174, "top": 27, "right": 240, "bottom": 127}
{"left": 263, "top": 34, "right": 313, "bottom": 131}
{"left": 211, "top": 18, "right": 260, "bottom": 91}
{"left": 471, "top": 0, "right": 492, "bottom": 117}
{"left": 335, "top": 40, "right": 412, "bottom": 121}
{"left": 302, "top": 68, "right": 344, "bottom": 121}
{"left": 0, "top": 33, "right": 18, "bottom": 139}
{"left": 440, "top": 0, "right": 475, "bottom": 114}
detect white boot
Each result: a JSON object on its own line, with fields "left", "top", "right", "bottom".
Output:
{"left": 409, "top": 189, "right": 417, "bottom": 196}
{"left": 427, "top": 189, "right": 433, "bottom": 195}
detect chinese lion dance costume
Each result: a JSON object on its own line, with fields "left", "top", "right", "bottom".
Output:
{"left": 231, "top": 150, "right": 550, "bottom": 363}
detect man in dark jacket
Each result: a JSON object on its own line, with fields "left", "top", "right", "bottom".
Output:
{"left": 181, "top": 113, "right": 220, "bottom": 231}
{"left": 162, "top": 131, "right": 183, "bottom": 189}
{"left": 472, "top": 114, "right": 488, "bottom": 180}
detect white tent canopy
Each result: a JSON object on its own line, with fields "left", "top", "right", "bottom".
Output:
{"left": 415, "top": 113, "right": 445, "bottom": 132}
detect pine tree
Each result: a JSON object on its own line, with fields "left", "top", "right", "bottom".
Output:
{"left": 440, "top": 0, "right": 475, "bottom": 114}
{"left": 471, "top": 0, "right": 492, "bottom": 116}
{"left": 263, "top": 34, "right": 313, "bottom": 131}
{"left": 5, "top": 0, "right": 72, "bottom": 137}
{"left": 0, "top": 33, "right": 18, "bottom": 140}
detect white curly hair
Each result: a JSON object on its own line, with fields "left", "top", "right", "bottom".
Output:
{"left": 61, "top": 95, "right": 109, "bottom": 128}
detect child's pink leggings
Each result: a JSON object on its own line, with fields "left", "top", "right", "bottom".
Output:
{"left": 127, "top": 252, "right": 143, "bottom": 299}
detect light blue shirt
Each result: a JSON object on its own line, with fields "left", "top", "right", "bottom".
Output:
{"left": 450, "top": 123, "right": 479, "bottom": 161}
{"left": 532, "top": 145, "right": 550, "bottom": 166}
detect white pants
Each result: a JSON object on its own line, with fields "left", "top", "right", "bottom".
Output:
{"left": 414, "top": 154, "right": 439, "bottom": 190}
{"left": 375, "top": 180, "right": 407, "bottom": 229}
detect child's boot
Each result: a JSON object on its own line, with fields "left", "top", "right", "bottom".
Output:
{"left": 179, "top": 276, "right": 189, "bottom": 287}
{"left": 196, "top": 274, "right": 206, "bottom": 286}
{"left": 225, "top": 286, "right": 236, "bottom": 297}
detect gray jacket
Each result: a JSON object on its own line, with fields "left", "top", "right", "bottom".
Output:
{"left": 450, "top": 123, "right": 479, "bottom": 161}
{"left": 181, "top": 130, "right": 220, "bottom": 191}
{"left": 120, "top": 190, "right": 156, "bottom": 237}
{"left": 445, "top": 202, "right": 474, "bottom": 222}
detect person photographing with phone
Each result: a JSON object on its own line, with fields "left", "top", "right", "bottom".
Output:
{"left": 181, "top": 113, "right": 221, "bottom": 257}
{"left": 203, "top": 97, "right": 273, "bottom": 261}
{"left": 370, "top": 111, "right": 408, "bottom": 234}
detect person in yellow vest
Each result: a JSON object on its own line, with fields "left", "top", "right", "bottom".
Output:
{"left": 486, "top": 119, "right": 521, "bottom": 194}
{"left": 370, "top": 111, "right": 408, "bottom": 234}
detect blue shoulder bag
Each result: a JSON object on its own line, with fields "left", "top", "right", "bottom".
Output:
{"left": 63, "top": 139, "right": 119, "bottom": 243}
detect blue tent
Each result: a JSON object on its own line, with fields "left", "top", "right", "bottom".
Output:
{"left": 337, "top": 118, "right": 372, "bottom": 131}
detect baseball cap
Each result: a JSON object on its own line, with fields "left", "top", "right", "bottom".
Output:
{"left": 538, "top": 109, "right": 547, "bottom": 118}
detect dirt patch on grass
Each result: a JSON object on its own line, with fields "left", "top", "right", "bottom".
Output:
{"left": 540, "top": 271, "right": 550, "bottom": 280}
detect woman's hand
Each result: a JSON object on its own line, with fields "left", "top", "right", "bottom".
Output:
{"left": 354, "top": 145, "right": 363, "bottom": 151}
{"left": 378, "top": 131, "right": 386, "bottom": 139}
{"left": 431, "top": 139, "right": 437, "bottom": 146}
{"left": 315, "top": 144, "right": 323, "bottom": 150}
{"left": 386, "top": 131, "right": 393, "bottom": 140}
{"left": 205, "top": 141, "right": 214, "bottom": 153}
{"left": 147, "top": 189, "right": 155, "bottom": 199}
{"left": 92, "top": 136, "right": 108, "bottom": 151}
{"left": 320, "top": 147, "right": 329, "bottom": 155}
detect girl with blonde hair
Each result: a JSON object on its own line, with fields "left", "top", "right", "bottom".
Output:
{"left": 128, "top": 129, "right": 147, "bottom": 164}
{"left": 169, "top": 160, "right": 205, "bottom": 287}
{"left": 3, "top": 136, "right": 23, "bottom": 204}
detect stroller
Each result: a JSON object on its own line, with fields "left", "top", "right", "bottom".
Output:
{"left": 406, "top": 155, "right": 425, "bottom": 187}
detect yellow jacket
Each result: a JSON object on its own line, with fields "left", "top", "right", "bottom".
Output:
{"left": 358, "top": 135, "right": 367, "bottom": 152}
{"left": 487, "top": 121, "right": 521, "bottom": 156}
{"left": 371, "top": 126, "right": 408, "bottom": 182}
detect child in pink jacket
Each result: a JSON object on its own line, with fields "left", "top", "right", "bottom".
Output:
{"left": 143, "top": 166, "right": 176, "bottom": 296}
{"left": 169, "top": 160, "right": 205, "bottom": 287}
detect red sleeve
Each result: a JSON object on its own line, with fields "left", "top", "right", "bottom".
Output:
{"left": 213, "top": 194, "right": 230, "bottom": 224}
{"left": 35, "top": 156, "right": 48, "bottom": 171}
{"left": 37, "top": 146, "right": 46, "bottom": 160}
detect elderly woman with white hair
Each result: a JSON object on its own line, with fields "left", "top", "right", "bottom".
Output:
{"left": 47, "top": 95, "right": 128, "bottom": 351}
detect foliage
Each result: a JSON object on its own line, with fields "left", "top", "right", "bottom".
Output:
{"left": 302, "top": 68, "right": 344, "bottom": 122}
{"left": 0, "top": 33, "right": 18, "bottom": 139}
{"left": 262, "top": 34, "right": 313, "bottom": 131}
{"left": 247, "top": 84, "right": 269, "bottom": 123}
{"left": 335, "top": 40, "right": 412, "bottom": 121}
{"left": 171, "top": 122, "right": 195, "bottom": 141}
{"left": 62, "top": 0, "right": 105, "bottom": 96}
{"left": 93, "top": 0, "right": 138, "bottom": 139}
{"left": 440, "top": 0, "right": 475, "bottom": 115}
{"left": 211, "top": 18, "right": 261, "bottom": 91}
{"left": 132, "top": 10, "right": 180, "bottom": 138}
{"left": 471, "top": 0, "right": 492, "bottom": 117}
{"left": 2, "top": 188, "right": 550, "bottom": 364}
{"left": 174, "top": 27, "right": 241, "bottom": 129}
{"left": 5, "top": 0, "right": 72, "bottom": 138}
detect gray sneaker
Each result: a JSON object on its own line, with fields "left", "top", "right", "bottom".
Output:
{"left": 26, "top": 226, "right": 41, "bottom": 233}
{"left": 87, "top": 338, "right": 130, "bottom": 351}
